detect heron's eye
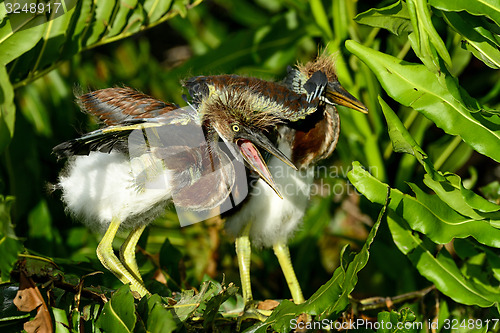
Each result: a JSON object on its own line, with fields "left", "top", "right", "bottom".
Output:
{"left": 232, "top": 124, "right": 240, "bottom": 132}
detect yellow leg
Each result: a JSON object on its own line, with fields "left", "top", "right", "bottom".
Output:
{"left": 235, "top": 223, "right": 253, "bottom": 304}
{"left": 120, "top": 224, "right": 146, "bottom": 283}
{"left": 234, "top": 224, "right": 270, "bottom": 326}
{"left": 273, "top": 242, "right": 304, "bottom": 304}
{"left": 96, "top": 217, "right": 150, "bottom": 297}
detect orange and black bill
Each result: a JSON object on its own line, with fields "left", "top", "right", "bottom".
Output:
{"left": 236, "top": 130, "right": 296, "bottom": 199}
{"left": 325, "top": 81, "right": 368, "bottom": 114}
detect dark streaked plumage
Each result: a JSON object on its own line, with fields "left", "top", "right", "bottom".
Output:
{"left": 186, "top": 74, "right": 325, "bottom": 122}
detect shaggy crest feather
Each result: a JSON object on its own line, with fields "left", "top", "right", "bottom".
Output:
{"left": 297, "top": 51, "right": 338, "bottom": 82}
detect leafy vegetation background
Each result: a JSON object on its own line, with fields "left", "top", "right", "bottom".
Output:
{"left": 1, "top": 0, "right": 500, "bottom": 332}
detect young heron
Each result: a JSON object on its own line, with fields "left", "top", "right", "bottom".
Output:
{"left": 53, "top": 54, "right": 366, "bottom": 302}
{"left": 217, "top": 54, "right": 368, "bottom": 307}
{"left": 53, "top": 87, "right": 295, "bottom": 296}
{"left": 53, "top": 67, "right": 327, "bottom": 296}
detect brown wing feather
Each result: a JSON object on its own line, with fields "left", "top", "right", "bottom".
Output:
{"left": 78, "top": 87, "right": 178, "bottom": 125}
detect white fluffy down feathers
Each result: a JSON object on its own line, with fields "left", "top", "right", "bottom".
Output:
{"left": 58, "top": 151, "right": 172, "bottom": 232}
{"left": 225, "top": 142, "right": 313, "bottom": 247}
{"left": 59, "top": 145, "right": 311, "bottom": 248}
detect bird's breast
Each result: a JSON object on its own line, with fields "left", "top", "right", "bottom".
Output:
{"left": 225, "top": 140, "right": 315, "bottom": 247}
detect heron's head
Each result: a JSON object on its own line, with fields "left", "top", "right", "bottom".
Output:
{"left": 201, "top": 88, "right": 296, "bottom": 198}
{"left": 297, "top": 53, "right": 368, "bottom": 114}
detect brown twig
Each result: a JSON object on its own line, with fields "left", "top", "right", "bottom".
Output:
{"left": 350, "top": 285, "right": 436, "bottom": 312}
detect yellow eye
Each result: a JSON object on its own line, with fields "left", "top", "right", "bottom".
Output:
{"left": 232, "top": 124, "right": 240, "bottom": 132}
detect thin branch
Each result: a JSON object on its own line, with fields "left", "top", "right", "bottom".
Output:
{"left": 350, "top": 285, "right": 436, "bottom": 312}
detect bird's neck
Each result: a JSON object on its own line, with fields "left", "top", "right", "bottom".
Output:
{"left": 285, "top": 104, "right": 340, "bottom": 169}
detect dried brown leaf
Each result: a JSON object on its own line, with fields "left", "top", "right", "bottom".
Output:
{"left": 14, "top": 271, "right": 53, "bottom": 333}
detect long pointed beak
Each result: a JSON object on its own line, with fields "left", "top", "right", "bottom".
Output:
{"left": 236, "top": 131, "right": 296, "bottom": 199}
{"left": 237, "top": 139, "right": 282, "bottom": 198}
{"left": 245, "top": 131, "right": 297, "bottom": 171}
{"left": 325, "top": 81, "right": 368, "bottom": 114}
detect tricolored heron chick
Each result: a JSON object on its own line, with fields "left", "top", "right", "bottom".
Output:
{"left": 53, "top": 87, "right": 295, "bottom": 297}
{"left": 212, "top": 54, "right": 368, "bottom": 307}
{"left": 53, "top": 54, "right": 366, "bottom": 302}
